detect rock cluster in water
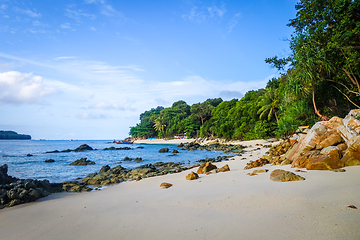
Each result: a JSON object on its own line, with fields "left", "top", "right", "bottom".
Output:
{"left": 82, "top": 162, "right": 193, "bottom": 186}
{"left": 179, "top": 142, "right": 245, "bottom": 153}
{"left": 0, "top": 164, "right": 63, "bottom": 209}
{"left": 70, "top": 158, "right": 95, "bottom": 165}
{"left": 46, "top": 144, "right": 94, "bottom": 153}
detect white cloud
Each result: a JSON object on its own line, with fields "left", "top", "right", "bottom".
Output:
{"left": 227, "top": 13, "right": 241, "bottom": 34}
{"left": 182, "top": 7, "right": 206, "bottom": 23}
{"left": 90, "top": 26, "right": 96, "bottom": 31}
{"left": 182, "top": 3, "right": 227, "bottom": 23}
{"left": 0, "top": 4, "right": 7, "bottom": 10}
{"left": 89, "top": 101, "right": 132, "bottom": 111}
{"left": 14, "top": 7, "right": 42, "bottom": 18}
{"left": 54, "top": 56, "right": 77, "bottom": 60}
{"left": 76, "top": 112, "right": 108, "bottom": 120}
{"left": 60, "top": 23, "right": 71, "bottom": 29}
{"left": 65, "top": 8, "right": 96, "bottom": 22}
{"left": 207, "top": 4, "right": 226, "bottom": 18}
{"left": 0, "top": 71, "right": 57, "bottom": 104}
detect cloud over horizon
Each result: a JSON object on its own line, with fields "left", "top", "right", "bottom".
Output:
{"left": 0, "top": 71, "right": 57, "bottom": 105}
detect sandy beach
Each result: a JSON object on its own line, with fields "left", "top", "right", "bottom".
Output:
{"left": 1, "top": 141, "right": 360, "bottom": 240}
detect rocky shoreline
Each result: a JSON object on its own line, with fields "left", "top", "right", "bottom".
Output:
{"left": 3, "top": 109, "right": 360, "bottom": 209}
{"left": 0, "top": 141, "right": 244, "bottom": 209}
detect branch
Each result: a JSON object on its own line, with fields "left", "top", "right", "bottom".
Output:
{"left": 326, "top": 79, "right": 360, "bottom": 96}
{"left": 342, "top": 67, "right": 360, "bottom": 91}
{"left": 331, "top": 85, "right": 360, "bottom": 109}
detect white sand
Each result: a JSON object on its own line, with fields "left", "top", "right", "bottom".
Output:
{"left": 1, "top": 144, "right": 360, "bottom": 240}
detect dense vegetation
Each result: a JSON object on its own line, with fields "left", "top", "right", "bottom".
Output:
{"left": 130, "top": 0, "right": 360, "bottom": 140}
{"left": 0, "top": 131, "right": 31, "bottom": 140}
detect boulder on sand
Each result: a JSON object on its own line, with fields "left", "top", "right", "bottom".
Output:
{"left": 197, "top": 162, "right": 217, "bottom": 174}
{"left": 270, "top": 169, "right": 305, "bottom": 182}
{"left": 186, "top": 171, "right": 199, "bottom": 180}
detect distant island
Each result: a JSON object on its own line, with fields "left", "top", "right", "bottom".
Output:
{"left": 0, "top": 131, "right": 31, "bottom": 140}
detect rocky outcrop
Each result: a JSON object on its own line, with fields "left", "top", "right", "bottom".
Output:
{"left": 244, "top": 158, "right": 269, "bottom": 170}
{"left": 70, "top": 158, "right": 95, "bottom": 165}
{"left": 74, "top": 144, "right": 93, "bottom": 152}
{"left": 181, "top": 142, "right": 244, "bottom": 153}
{"left": 158, "top": 148, "right": 169, "bottom": 153}
{"left": 46, "top": 144, "right": 94, "bottom": 153}
{"left": 270, "top": 169, "right": 305, "bottom": 182}
{"left": 45, "top": 159, "right": 55, "bottom": 163}
{"left": 282, "top": 109, "right": 360, "bottom": 170}
{"left": 186, "top": 171, "right": 199, "bottom": 180}
{"left": 0, "top": 164, "right": 63, "bottom": 209}
{"left": 197, "top": 162, "right": 217, "bottom": 174}
{"left": 219, "top": 164, "right": 230, "bottom": 172}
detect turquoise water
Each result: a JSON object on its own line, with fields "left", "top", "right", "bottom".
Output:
{"left": 0, "top": 140, "right": 233, "bottom": 183}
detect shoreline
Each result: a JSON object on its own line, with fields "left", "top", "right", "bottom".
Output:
{"left": 134, "top": 138, "right": 276, "bottom": 146}
{"left": 1, "top": 141, "right": 359, "bottom": 239}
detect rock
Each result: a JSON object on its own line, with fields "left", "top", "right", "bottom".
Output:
{"left": 206, "top": 169, "right": 219, "bottom": 175}
{"left": 158, "top": 148, "right": 169, "bottom": 153}
{"left": 134, "top": 158, "right": 143, "bottom": 162}
{"left": 123, "top": 157, "right": 132, "bottom": 161}
{"left": 172, "top": 149, "right": 179, "bottom": 153}
{"left": 160, "top": 182, "right": 173, "bottom": 188}
{"left": 27, "top": 154, "right": 33, "bottom": 157}
{"left": 45, "top": 159, "right": 55, "bottom": 163}
{"left": 218, "top": 164, "right": 230, "bottom": 172}
{"left": 270, "top": 169, "right": 305, "bottom": 182}
{"left": 244, "top": 158, "right": 269, "bottom": 170}
{"left": 341, "top": 136, "right": 360, "bottom": 166}
{"left": 281, "top": 159, "right": 292, "bottom": 165}
{"left": 186, "top": 171, "right": 199, "bottom": 180}
{"left": 197, "top": 162, "right": 218, "bottom": 174}
{"left": 306, "top": 147, "right": 343, "bottom": 170}
{"left": 332, "top": 168, "right": 346, "bottom": 172}
{"left": 99, "top": 165, "right": 110, "bottom": 174}
{"left": 252, "top": 169, "right": 268, "bottom": 174}
{"left": 74, "top": 144, "right": 93, "bottom": 152}
{"left": 70, "top": 158, "right": 95, "bottom": 165}
{"left": 136, "top": 176, "right": 142, "bottom": 181}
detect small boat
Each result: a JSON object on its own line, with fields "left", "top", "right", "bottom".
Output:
{"left": 114, "top": 140, "right": 133, "bottom": 144}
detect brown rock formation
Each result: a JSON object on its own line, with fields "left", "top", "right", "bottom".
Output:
{"left": 186, "top": 171, "right": 199, "bottom": 180}
{"left": 219, "top": 164, "right": 230, "bottom": 172}
{"left": 270, "top": 169, "right": 305, "bottom": 182}
{"left": 197, "top": 162, "right": 217, "bottom": 174}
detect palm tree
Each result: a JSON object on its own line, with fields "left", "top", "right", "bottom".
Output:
{"left": 257, "top": 88, "right": 279, "bottom": 123}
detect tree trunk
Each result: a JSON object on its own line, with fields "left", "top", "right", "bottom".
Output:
{"left": 312, "top": 85, "right": 329, "bottom": 121}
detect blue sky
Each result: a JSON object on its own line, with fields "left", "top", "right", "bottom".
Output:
{"left": 0, "top": 0, "right": 297, "bottom": 140}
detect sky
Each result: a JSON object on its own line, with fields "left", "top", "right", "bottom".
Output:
{"left": 0, "top": 0, "right": 297, "bottom": 140}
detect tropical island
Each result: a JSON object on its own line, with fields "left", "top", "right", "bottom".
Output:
{"left": 0, "top": 131, "right": 31, "bottom": 140}
{"left": 130, "top": 1, "right": 359, "bottom": 141}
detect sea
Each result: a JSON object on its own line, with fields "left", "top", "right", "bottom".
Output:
{"left": 0, "top": 140, "right": 234, "bottom": 183}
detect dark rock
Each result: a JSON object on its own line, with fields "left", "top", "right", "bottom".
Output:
{"left": 70, "top": 158, "right": 95, "bottom": 165}
{"left": 134, "top": 157, "right": 143, "bottom": 162}
{"left": 103, "top": 146, "right": 131, "bottom": 150}
{"left": 61, "top": 149, "right": 72, "bottom": 153}
{"left": 159, "top": 148, "right": 169, "bottom": 153}
{"left": 99, "top": 165, "right": 110, "bottom": 174}
{"left": 123, "top": 156, "right": 133, "bottom": 161}
{"left": 45, "top": 159, "right": 55, "bottom": 163}
{"left": 46, "top": 150, "right": 59, "bottom": 153}
{"left": 27, "top": 154, "right": 33, "bottom": 157}
{"left": 75, "top": 144, "right": 93, "bottom": 152}
{"left": 172, "top": 149, "right": 179, "bottom": 153}
{"left": 137, "top": 146, "right": 145, "bottom": 149}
